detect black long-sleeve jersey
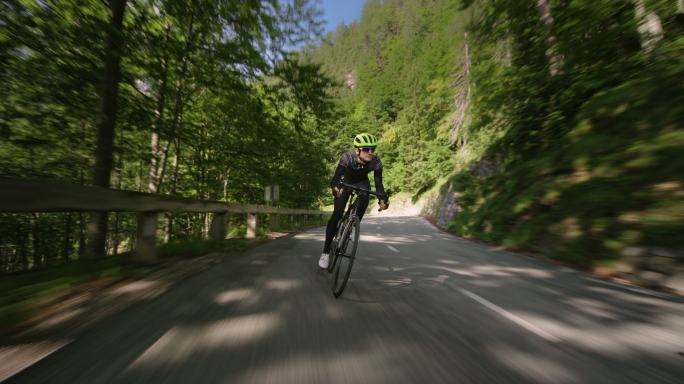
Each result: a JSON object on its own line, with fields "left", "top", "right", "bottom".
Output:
{"left": 330, "top": 151, "right": 387, "bottom": 199}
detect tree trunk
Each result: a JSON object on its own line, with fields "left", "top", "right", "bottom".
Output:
{"left": 112, "top": 129, "right": 124, "bottom": 255}
{"left": 18, "top": 226, "right": 28, "bottom": 271}
{"left": 536, "top": 0, "right": 563, "bottom": 76}
{"left": 154, "top": 14, "right": 195, "bottom": 194}
{"left": 158, "top": 141, "right": 172, "bottom": 190}
{"left": 88, "top": 0, "right": 127, "bottom": 258}
{"left": 43, "top": 216, "right": 54, "bottom": 266}
{"left": 634, "top": 0, "right": 664, "bottom": 50}
{"left": 112, "top": 213, "right": 120, "bottom": 256}
{"left": 31, "top": 213, "right": 41, "bottom": 268}
{"left": 203, "top": 212, "right": 210, "bottom": 239}
{"left": 164, "top": 213, "right": 172, "bottom": 243}
{"left": 172, "top": 137, "right": 181, "bottom": 192}
{"left": 110, "top": 204, "right": 120, "bottom": 256}
{"left": 148, "top": 130, "right": 162, "bottom": 193}
{"left": 78, "top": 212, "right": 86, "bottom": 257}
{"left": 62, "top": 213, "right": 72, "bottom": 261}
{"left": 137, "top": 158, "right": 144, "bottom": 191}
{"left": 166, "top": 138, "right": 181, "bottom": 242}
{"left": 150, "top": 12, "right": 195, "bottom": 193}
{"left": 149, "top": 40, "right": 170, "bottom": 194}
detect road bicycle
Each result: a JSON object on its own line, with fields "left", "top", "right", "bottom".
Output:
{"left": 327, "top": 181, "right": 387, "bottom": 297}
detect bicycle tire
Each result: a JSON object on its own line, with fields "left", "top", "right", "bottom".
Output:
{"left": 332, "top": 215, "right": 360, "bottom": 297}
{"left": 327, "top": 212, "right": 349, "bottom": 273}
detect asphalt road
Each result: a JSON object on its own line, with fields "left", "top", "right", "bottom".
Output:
{"left": 5, "top": 216, "right": 684, "bottom": 383}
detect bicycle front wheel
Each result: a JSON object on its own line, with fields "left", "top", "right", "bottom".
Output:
{"left": 332, "top": 215, "right": 360, "bottom": 298}
{"left": 327, "top": 212, "right": 349, "bottom": 273}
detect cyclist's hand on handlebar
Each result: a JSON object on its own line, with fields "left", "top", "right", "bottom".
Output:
{"left": 378, "top": 200, "right": 389, "bottom": 211}
{"left": 333, "top": 186, "right": 342, "bottom": 198}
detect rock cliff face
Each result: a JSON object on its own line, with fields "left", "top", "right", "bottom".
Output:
{"left": 436, "top": 183, "right": 458, "bottom": 228}
{"left": 618, "top": 246, "right": 684, "bottom": 295}
{"left": 432, "top": 158, "right": 495, "bottom": 229}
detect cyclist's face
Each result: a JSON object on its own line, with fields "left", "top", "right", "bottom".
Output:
{"left": 357, "top": 147, "right": 374, "bottom": 162}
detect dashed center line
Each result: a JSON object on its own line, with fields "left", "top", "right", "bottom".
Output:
{"left": 386, "top": 245, "right": 399, "bottom": 253}
{"left": 458, "top": 288, "right": 560, "bottom": 343}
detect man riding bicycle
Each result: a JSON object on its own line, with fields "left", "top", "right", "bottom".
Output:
{"left": 318, "top": 133, "right": 389, "bottom": 269}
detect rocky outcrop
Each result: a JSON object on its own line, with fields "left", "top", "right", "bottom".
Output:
{"left": 437, "top": 183, "right": 460, "bottom": 229}
{"left": 619, "top": 246, "right": 684, "bottom": 295}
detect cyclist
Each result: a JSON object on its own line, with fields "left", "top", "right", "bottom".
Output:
{"left": 318, "top": 133, "right": 389, "bottom": 269}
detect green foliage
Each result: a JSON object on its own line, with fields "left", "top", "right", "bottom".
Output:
{"left": 1, "top": 0, "right": 332, "bottom": 272}
{"left": 307, "top": 0, "right": 466, "bottom": 197}
{"left": 448, "top": 0, "right": 684, "bottom": 265}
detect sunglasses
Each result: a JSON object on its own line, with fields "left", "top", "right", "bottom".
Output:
{"left": 359, "top": 147, "right": 375, "bottom": 153}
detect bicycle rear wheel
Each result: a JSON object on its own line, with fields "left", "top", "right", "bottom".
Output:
{"left": 332, "top": 215, "right": 360, "bottom": 297}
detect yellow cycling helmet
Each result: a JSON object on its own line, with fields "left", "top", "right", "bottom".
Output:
{"left": 353, "top": 133, "right": 378, "bottom": 148}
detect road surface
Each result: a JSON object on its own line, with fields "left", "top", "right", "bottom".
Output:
{"left": 5, "top": 216, "right": 684, "bottom": 383}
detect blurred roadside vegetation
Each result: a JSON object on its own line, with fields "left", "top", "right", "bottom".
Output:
{"left": 0, "top": 212, "right": 327, "bottom": 330}
{"left": 446, "top": 0, "right": 684, "bottom": 266}
{"left": 1, "top": 0, "right": 333, "bottom": 273}
{"left": 0, "top": 236, "right": 250, "bottom": 331}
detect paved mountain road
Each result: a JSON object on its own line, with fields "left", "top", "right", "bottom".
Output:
{"left": 5, "top": 216, "right": 684, "bottom": 383}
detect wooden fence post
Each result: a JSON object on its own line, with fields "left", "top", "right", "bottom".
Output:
{"left": 319, "top": 214, "right": 323, "bottom": 226}
{"left": 209, "top": 212, "right": 228, "bottom": 241}
{"left": 246, "top": 212, "right": 257, "bottom": 239}
{"left": 289, "top": 214, "right": 294, "bottom": 228}
{"left": 135, "top": 212, "right": 158, "bottom": 263}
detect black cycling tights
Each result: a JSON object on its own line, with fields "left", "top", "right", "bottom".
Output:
{"left": 323, "top": 188, "right": 369, "bottom": 254}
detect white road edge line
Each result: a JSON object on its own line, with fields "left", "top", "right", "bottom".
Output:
{"left": 386, "top": 245, "right": 399, "bottom": 253}
{"left": 458, "top": 288, "right": 560, "bottom": 343}
{"left": 583, "top": 277, "right": 673, "bottom": 300}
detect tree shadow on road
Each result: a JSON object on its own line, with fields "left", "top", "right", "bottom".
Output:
{"left": 5, "top": 218, "right": 684, "bottom": 383}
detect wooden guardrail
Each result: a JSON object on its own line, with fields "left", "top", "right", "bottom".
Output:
{"left": 0, "top": 178, "right": 329, "bottom": 262}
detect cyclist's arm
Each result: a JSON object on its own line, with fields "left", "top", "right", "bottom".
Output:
{"left": 330, "top": 164, "right": 345, "bottom": 194}
{"left": 373, "top": 168, "right": 388, "bottom": 203}
{"left": 331, "top": 152, "right": 354, "bottom": 195}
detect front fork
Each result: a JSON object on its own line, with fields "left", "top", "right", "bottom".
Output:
{"left": 331, "top": 211, "right": 349, "bottom": 254}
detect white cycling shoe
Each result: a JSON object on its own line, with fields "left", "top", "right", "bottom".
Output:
{"left": 318, "top": 253, "right": 330, "bottom": 269}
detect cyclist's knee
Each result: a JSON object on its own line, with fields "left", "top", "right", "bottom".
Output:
{"left": 328, "top": 210, "right": 343, "bottom": 224}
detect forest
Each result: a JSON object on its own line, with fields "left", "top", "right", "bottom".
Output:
{"left": 2, "top": 0, "right": 683, "bottom": 273}
{"left": 1, "top": 0, "right": 335, "bottom": 272}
